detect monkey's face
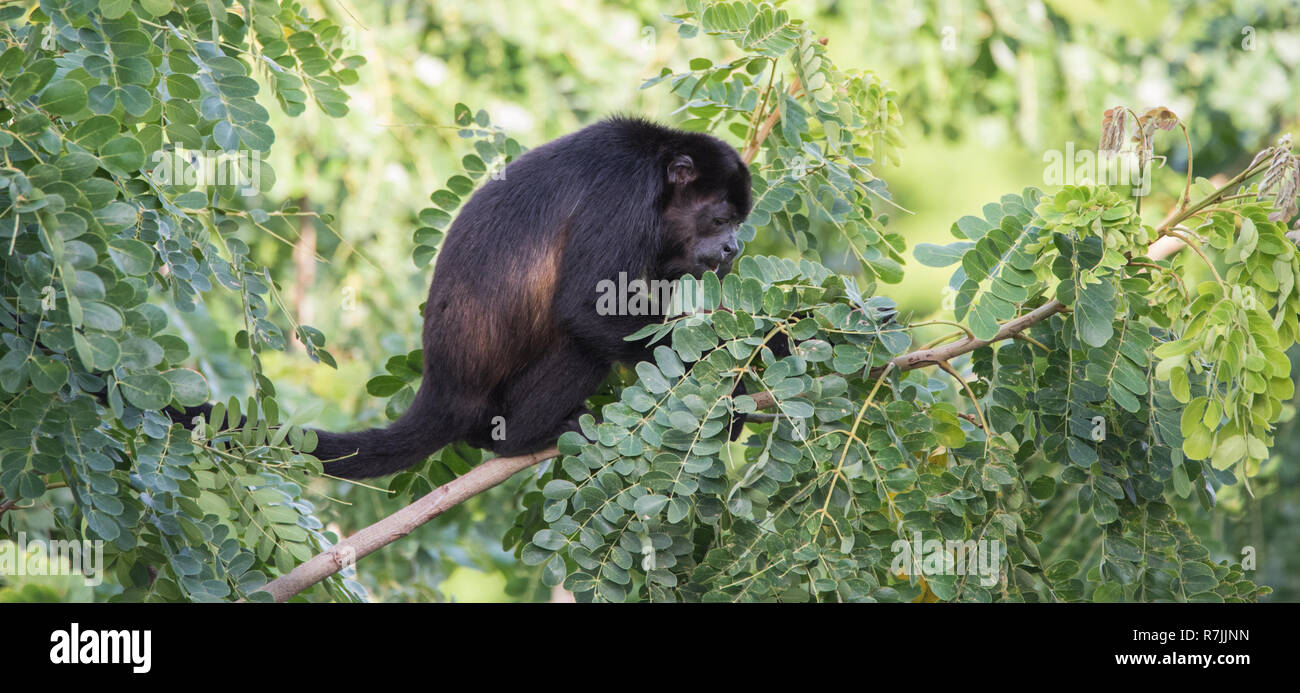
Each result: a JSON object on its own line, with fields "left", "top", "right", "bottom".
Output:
{"left": 687, "top": 196, "right": 743, "bottom": 276}
{"left": 656, "top": 148, "right": 752, "bottom": 280}
{"left": 659, "top": 194, "right": 743, "bottom": 279}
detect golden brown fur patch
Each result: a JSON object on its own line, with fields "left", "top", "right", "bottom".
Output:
{"left": 435, "top": 231, "right": 567, "bottom": 388}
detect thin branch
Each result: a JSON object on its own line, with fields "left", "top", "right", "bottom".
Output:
{"left": 741, "top": 77, "right": 802, "bottom": 165}
{"left": 257, "top": 446, "right": 559, "bottom": 602}
{"left": 871, "top": 299, "right": 1068, "bottom": 376}
{"left": 1013, "top": 333, "right": 1051, "bottom": 352}
{"left": 910, "top": 319, "right": 977, "bottom": 342}
{"left": 1162, "top": 226, "right": 1224, "bottom": 285}
{"left": 937, "top": 359, "right": 989, "bottom": 434}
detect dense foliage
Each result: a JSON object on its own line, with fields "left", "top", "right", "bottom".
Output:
{"left": 1, "top": 0, "right": 365, "bottom": 601}
{"left": 1, "top": 1, "right": 1296, "bottom": 602}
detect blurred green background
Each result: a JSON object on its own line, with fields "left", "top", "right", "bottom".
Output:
{"left": 127, "top": 0, "right": 1298, "bottom": 601}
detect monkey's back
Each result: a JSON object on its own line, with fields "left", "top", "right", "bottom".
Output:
{"left": 418, "top": 119, "right": 673, "bottom": 406}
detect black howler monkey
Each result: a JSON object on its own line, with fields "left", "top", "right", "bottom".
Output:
{"left": 179, "top": 118, "right": 753, "bottom": 479}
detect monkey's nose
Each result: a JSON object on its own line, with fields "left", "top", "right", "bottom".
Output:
{"left": 722, "top": 241, "right": 738, "bottom": 258}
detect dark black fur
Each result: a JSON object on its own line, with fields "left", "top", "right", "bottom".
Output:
{"left": 224, "top": 118, "right": 752, "bottom": 478}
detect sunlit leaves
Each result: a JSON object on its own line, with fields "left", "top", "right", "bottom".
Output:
{"left": 1150, "top": 206, "right": 1300, "bottom": 476}
{"left": 926, "top": 165, "right": 1292, "bottom": 603}
{"left": 0, "top": 0, "right": 362, "bottom": 602}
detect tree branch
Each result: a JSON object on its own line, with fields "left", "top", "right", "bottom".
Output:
{"left": 741, "top": 77, "right": 802, "bottom": 165}
{"left": 872, "top": 299, "right": 1069, "bottom": 376}
{"left": 258, "top": 446, "right": 558, "bottom": 602}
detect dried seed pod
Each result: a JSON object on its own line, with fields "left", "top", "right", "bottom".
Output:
{"left": 1099, "top": 107, "right": 1128, "bottom": 153}
{"left": 1255, "top": 135, "right": 1298, "bottom": 223}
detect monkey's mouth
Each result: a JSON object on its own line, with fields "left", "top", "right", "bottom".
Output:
{"left": 670, "top": 258, "right": 731, "bottom": 279}
{"left": 696, "top": 262, "right": 732, "bottom": 278}
{"left": 695, "top": 256, "right": 731, "bottom": 275}
{"left": 702, "top": 256, "right": 733, "bottom": 275}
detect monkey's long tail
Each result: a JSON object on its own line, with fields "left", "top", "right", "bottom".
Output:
{"left": 164, "top": 387, "right": 451, "bottom": 480}
{"left": 310, "top": 390, "right": 452, "bottom": 479}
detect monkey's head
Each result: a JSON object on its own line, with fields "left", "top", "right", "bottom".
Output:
{"left": 656, "top": 138, "right": 753, "bottom": 280}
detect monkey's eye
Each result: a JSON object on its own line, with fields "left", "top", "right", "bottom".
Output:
{"left": 711, "top": 217, "right": 728, "bottom": 227}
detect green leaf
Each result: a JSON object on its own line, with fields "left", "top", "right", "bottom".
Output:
{"left": 107, "top": 238, "right": 153, "bottom": 276}
{"left": 953, "top": 215, "right": 992, "bottom": 240}
{"left": 635, "top": 362, "right": 671, "bottom": 394}
{"left": 39, "top": 81, "right": 89, "bottom": 116}
{"left": 532, "top": 529, "right": 567, "bottom": 551}
{"left": 542, "top": 479, "right": 577, "bottom": 500}
{"left": 100, "top": 135, "right": 147, "bottom": 174}
{"left": 119, "top": 337, "right": 164, "bottom": 370}
{"left": 100, "top": 0, "right": 133, "bottom": 20}
{"left": 1210, "top": 434, "right": 1246, "bottom": 470}
{"left": 557, "top": 432, "right": 587, "bottom": 455}
{"left": 366, "top": 375, "right": 405, "bottom": 397}
{"left": 164, "top": 369, "right": 210, "bottom": 407}
{"left": 634, "top": 494, "right": 669, "bottom": 517}
{"left": 1093, "top": 582, "right": 1124, "bottom": 602}
{"left": 914, "top": 241, "right": 972, "bottom": 267}
{"left": 82, "top": 301, "right": 125, "bottom": 332}
{"left": 118, "top": 374, "right": 173, "bottom": 410}
{"left": 29, "top": 355, "right": 69, "bottom": 393}
{"left": 1074, "top": 281, "right": 1117, "bottom": 347}
{"left": 0, "top": 46, "right": 24, "bottom": 78}
{"left": 70, "top": 116, "right": 119, "bottom": 149}
{"left": 140, "top": 0, "right": 174, "bottom": 17}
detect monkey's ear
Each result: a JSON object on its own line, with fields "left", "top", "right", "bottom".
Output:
{"left": 667, "top": 154, "right": 697, "bottom": 186}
